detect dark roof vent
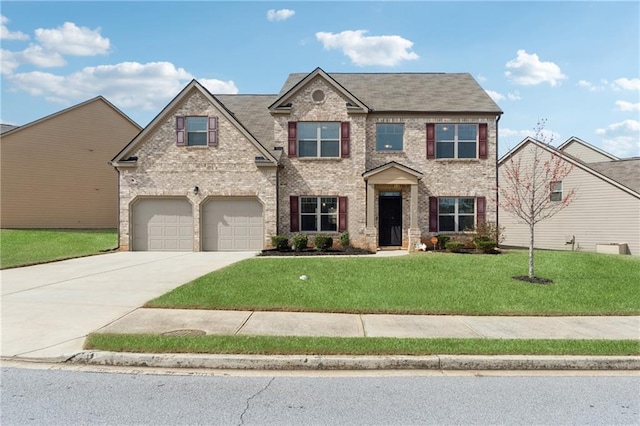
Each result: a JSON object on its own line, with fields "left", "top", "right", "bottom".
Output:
{"left": 274, "top": 146, "right": 284, "bottom": 151}
{"left": 124, "top": 156, "right": 138, "bottom": 161}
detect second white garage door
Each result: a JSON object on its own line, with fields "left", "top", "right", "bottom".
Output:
{"left": 202, "top": 197, "right": 264, "bottom": 251}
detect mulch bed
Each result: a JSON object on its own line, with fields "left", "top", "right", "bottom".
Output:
{"left": 513, "top": 275, "right": 554, "bottom": 285}
{"left": 259, "top": 246, "right": 376, "bottom": 256}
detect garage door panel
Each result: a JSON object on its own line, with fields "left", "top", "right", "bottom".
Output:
{"left": 133, "top": 198, "right": 193, "bottom": 251}
{"left": 203, "top": 198, "right": 263, "bottom": 251}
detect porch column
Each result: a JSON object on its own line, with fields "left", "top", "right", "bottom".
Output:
{"left": 410, "top": 183, "right": 418, "bottom": 228}
{"left": 367, "top": 182, "right": 375, "bottom": 227}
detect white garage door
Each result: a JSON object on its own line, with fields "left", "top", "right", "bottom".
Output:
{"left": 132, "top": 198, "right": 193, "bottom": 251}
{"left": 202, "top": 197, "right": 263, "bottom": 251}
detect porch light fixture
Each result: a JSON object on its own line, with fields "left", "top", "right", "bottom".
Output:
{"left": 193, "top": 186, "right": 199, "bottom": 195}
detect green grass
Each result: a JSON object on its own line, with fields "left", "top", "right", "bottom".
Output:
{"left": 0, "top": 229, "right": 117, "bottom": 269}
{"left": 84, "top": 333, "right": 640, "bottom": 356}
{"left": 147, "top": 250, "right": 640, "bottom": 316}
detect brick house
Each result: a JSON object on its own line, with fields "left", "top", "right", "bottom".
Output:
{"left": 111, "top": 68, "right": 502, "bottom": 251}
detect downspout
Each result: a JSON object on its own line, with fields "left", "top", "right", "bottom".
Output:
{"left": 111, "top": 161, "right": 121, "bottom": 250}
{"left": 495, "top": 114, "right": 501, "bottom": 244}
{"left": 276, "top": 164, "right": 281, "bottom": 235}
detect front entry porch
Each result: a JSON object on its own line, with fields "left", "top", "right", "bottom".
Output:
{"left": 362, "top": 162, "right": 423, "bottom": 252}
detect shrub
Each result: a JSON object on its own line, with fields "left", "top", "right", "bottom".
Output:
{"left": 474, "top": 239, "right": 497, "bottom": 253}
{"left": 436, "top": 235, "right": 450, "bottom": 250}
{"left": 339, "top": 232, "right": 350, "bottom": 247}
{"left": 314, "top": 234, "right": 333, "bottom": 251}
{"left": 445, "top": 241, "right": 466, "bottom": 253}
{"left": 292, "top": 233, "right": 308, "bottom": 252}
{"left": 472, "top": 221, "right": 506, "bottom": 245}
{"left": 271, "top": 235, "right": 290, "bottom": 251}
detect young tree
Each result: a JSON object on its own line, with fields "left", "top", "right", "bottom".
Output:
{"left": 499, "top": 120, "right": 576, "bottom": 281}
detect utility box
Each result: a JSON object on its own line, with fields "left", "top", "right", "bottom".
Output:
{"left": 596, "top": 243, "right": 629, "bottom": 255}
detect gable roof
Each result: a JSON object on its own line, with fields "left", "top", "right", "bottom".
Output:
{"left": 276, "top": 69, "right": 503, "bottom": 113}
{"left": 558, "top": 136, "right": 619, "bottom": 161}
{"left": 362, "top": 161, "right": 424, "bottom": 179}
{"left": 0, "top": 96, "right": 140, "bottom": 138}
{"left": 112, "top": 80, "right": 278, "bottom": 165}
{"left": 499, "top": 137, "right": 640, "bottom": 199}
{"left": 216, "top": 94, "right": 278, "bottom": 150}
{"left": 1, "top": 124, "right": 19, "bottom": 134}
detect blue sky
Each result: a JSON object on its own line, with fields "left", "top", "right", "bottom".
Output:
{"left": 1, "top": 1, "right": 638, "bottom": 157}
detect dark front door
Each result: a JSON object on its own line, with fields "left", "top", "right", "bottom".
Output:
{"left": 379, "top": 195, "right": 402, "bottom": 246}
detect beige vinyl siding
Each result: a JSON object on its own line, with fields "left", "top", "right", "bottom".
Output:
{"left": 499, "top": 145, "right": 640, "bottom": 255}
{"left": 560, "top": 141, "right": 615, "bottom": 163}
{"left": 0, "top": 98, "right": 140, "bottom": 228}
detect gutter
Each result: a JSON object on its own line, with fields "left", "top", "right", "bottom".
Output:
{"left": 495, "top": 114, "right": 501, "bottom": 242}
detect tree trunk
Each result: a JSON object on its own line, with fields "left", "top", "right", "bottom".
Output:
{"left": 529, "top": 222, "right": 535, "bottom": 279}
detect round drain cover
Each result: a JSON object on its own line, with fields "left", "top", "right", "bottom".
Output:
{"left": 162, "top": 329, "right": 206, "bottom": 336}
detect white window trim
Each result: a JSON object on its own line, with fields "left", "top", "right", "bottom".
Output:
{"left": 186, "top": 116, "right": 208, "bottom": 147}
{"left": 300, "top": 196, "right": 339, "bottom": 232}
{"left": 550, "top": 181, "right": 563, "bottom": 202}
{"left": 438, "top": 197, "right": 476, "bottom": 232}
{"left": 436, "top": 124, "right": 478, "bottom": 159}
{"left": 298, "top": 122, "right": 340, "bottom": 158}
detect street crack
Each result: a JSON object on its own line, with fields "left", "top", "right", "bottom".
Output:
{"left": 239, "top": 377, "right": 275, "bottom": 426}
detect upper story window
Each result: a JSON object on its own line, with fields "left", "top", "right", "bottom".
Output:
{"left": 298, "top": 122, "right": 340, "bottom": 158}
{"left": 438, "top": 197, "right": 475, "bottom": 232}
{"left": 550, "top": 181, "right": 563, "bottom": 202}
{"left": 436, "top": 124, "right": 477, "bottom": 159}
{"left": 186, "top": 117, "right": 208, "bottom": 146}
{"left": 176, "top": 115, "right": 218, "bottom": 147}
{"left": 376, "top": 123, "right": 404, "bottom": 151}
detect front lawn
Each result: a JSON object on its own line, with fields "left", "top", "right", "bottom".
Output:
{"left": 147, "top": 250, "right": 640, "bottom": 316}
{"left": 0, "top": 229, "right": 117, "bottom": 269}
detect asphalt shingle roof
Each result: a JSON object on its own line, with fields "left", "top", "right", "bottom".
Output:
{"left": 588, "top": 158, "right": 640, "bottom": 194}
{"left": 1, "top": 124, "right": 19, "bottom": 134}
{"left": 216, "top": 94, "right": 278, "bottom": 149}
{"left": 278, "top": 72, "right": 503, "bottom": 113}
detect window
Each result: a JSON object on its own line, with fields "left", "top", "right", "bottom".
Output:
{"left": 376, "top": 123, "right": 404, "bottom": 151}
{"left": 300, "top": 197, "right": 338, "bottom": 232}
{"left": 298, "top": 122, "right": 340, "bottom": 157}
{"left": 438, "top": 197, "right": 475, "bottom": 232}
{"left": 550, "top": 181, "right": 563, "bottom": 202}
{"left": 186, "top": 117, "right": 208, "bottom": 146}
{"left": 435, "top": 124, "right": 477, "bottom": 159}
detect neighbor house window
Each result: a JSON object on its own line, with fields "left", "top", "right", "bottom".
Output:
{"left": 186, "top": 117, "right": 208, "bottom": 146}
{"left": 300, "top": 197, "right": 338, "bottom": 232}
{"left": 436, "top": 124, "right": 477, "bottom": 159}
{"left": 438, "top": 197, "right": 475, "bottom": 232}
{"left": 376, "top": 123, "right": 404, "bottom": 151}
{"left": 550, "top": 181, "right": 563, "bottom": 202}
{"left": 298, "top": 122, "right": 340, "bottom": 157}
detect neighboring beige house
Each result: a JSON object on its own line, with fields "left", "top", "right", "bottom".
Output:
{"left": 498, "top": 136, "right": 640, "bottom": 255}
{"left": 111, "top": 67, "right": 502, "bottom": 252}
{"left": 1, "top": 97, "right": 141, "bottom": 228}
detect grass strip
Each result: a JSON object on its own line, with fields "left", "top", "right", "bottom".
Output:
{"left": 0, "top": 229, "right": 117, "bottom": 269}
{"left": 85, "top": 334, "right": 640, "bottom": 356}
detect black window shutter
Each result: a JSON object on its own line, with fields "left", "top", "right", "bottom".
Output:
{"left": 290, "top": 195, "right": 299, "bottom": 232}
{"left": 478, "top": 123, "right": 488, "bottom": 159}
{"left": 338, "top": 196, "right": 348, "bottom": 232}
{"left": 288, "top": 122, "right": 297, "bottom": 157}
{"left": 426, "top": 123, "right": 435, "bottom": 159}
{"left": 176, "top": 116, "right": 185, "bottom": 146}
{"left": 340, "top": 122, "right": 350, "bottom": 158}
{"left": 429, "top": 196, "right": 438, "bottom": 232}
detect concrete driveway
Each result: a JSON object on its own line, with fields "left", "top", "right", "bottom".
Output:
{"left": 1, "top": 251, "right": 256, "bottom": 360}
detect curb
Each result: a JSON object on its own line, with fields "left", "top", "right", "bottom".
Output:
{"left": 61, "top": 351, "right": 640, "bottom": 371}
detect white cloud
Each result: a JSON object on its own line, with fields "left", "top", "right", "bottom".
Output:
{"left": 1, "top": 15, "right": 29, "bottom": 40}
{"left": 615, "top": 100, "right": 640, "bottom": 112}
{"left": 35, "top": 22, "right": 110, "bottom": 56}
{"left": 505, "top": 50, "right": 567, "bottom": 87}
{"left": 500, "top": 127, "right": 561, "bottom": 145}
{"left": 596, "top": 120, "right": 640, "bottom": 158}
{"left": 476, "top": 74, "right": 487, "bottom": 83}
{"left": 316, "top": 30, "right": 418, "bottom": 67}
{"left": 0, "top": 49, "right": 20, "bottom": 75}
{"left": 507, "top": 91, "right": 521, "bottom": 101}
{"left": 612, "top": 77, "right": 640, "bottom": 91}
{"left": 486, "top": 90, "right": 504, "bottom": 102}
{"left": 7, "top": 61, "right": 237, "bottom": 111}
{"left": 266, "top": 9, "right": 295, "bottom": 22}
{"left": 577, "top": 80, "right": 605, "bottom": 92}
{"left": 21, "top": 44, "right": 66, "bottom": 67}
{"left": 199, "top": 78, "right": 239, "bottom": 94}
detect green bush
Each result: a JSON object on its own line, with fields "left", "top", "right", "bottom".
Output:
{"left": 270, "top": 235, "right": 290, "bottom": 251}
{"left": 339, "top": 232, "right": 350, "bottom": 247}
{"left": 314, "top": 234, "right": 333, "bottom": 251}
{"left": 473, "top": 239, "right": 497, "bottom": 253}
{"left": 445, "top": 241, "right": 466, "bottom": 253}
{"left": 436, "top": 235, "right": 451, "bottom": 250}
{"left": 292, "top": 233, "right": 309, "bottom": 252}
{"left": 472, "top": 221, "right": 505, "bottom": 246}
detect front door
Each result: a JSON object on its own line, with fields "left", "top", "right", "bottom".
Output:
{"left": 379, "top": 194, "right": 402, "bottom": 246}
